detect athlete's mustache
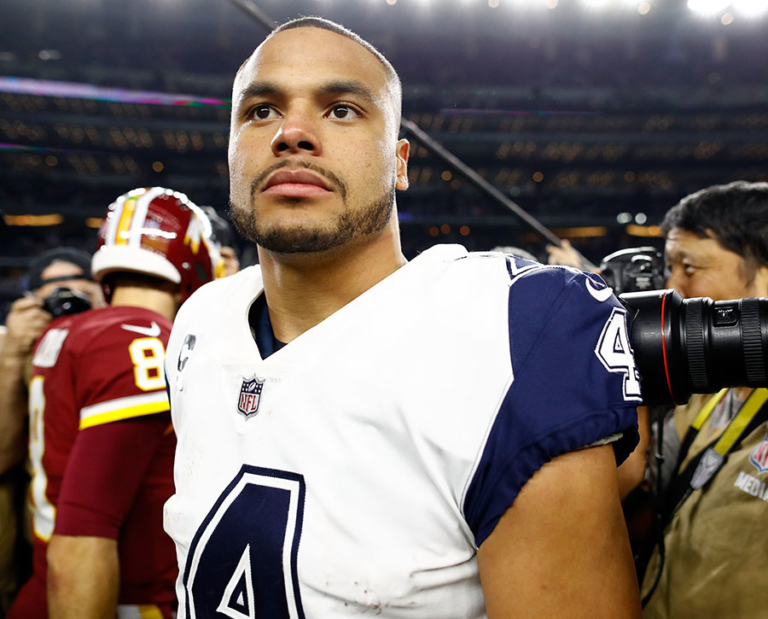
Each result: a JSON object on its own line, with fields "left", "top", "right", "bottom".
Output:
{"left": 250, "top": 160, "right": 348, "bottom": 202}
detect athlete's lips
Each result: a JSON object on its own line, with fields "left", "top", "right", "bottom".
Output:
{"left": 262, "top": 170, "right": 333, "bottom": 197}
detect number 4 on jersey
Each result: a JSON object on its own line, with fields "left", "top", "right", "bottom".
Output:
{"left": 183, "top": 466, "right": 307, "bottom": 619}
{"left": 596, "top": 308, "right": 643, "bottom": 401}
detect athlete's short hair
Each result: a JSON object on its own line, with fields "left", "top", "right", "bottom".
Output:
{"left": 270, "top": 17, "right": 400, "bottom": 95}
{"left": 237, "top": 17, "right": 402, "bottom": 135}
{"left": 662, "top": 180, "right": 768, "bottom": 281}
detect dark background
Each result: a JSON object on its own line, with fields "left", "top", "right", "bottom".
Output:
{"left": 2, "top": 0, "right": 767, "bottom": 317}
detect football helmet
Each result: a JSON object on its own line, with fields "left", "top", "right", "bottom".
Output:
{"left": 92, "top": 187, "right": 222, "bottom": 302}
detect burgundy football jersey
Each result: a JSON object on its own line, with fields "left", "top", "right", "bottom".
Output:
{"left": 12, "top": 305, "right": 177, "bottom": 617}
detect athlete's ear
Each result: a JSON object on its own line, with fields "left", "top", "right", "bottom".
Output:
{"left": 395, "top": 139, "right": 409, "bottom": 191}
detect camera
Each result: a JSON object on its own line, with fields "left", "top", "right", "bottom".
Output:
{"left": 600, "top": 247, "right": 666, "bottom": 296}
{"left": 41, "top": 287, "right": 92, "bottom": 318}
{"left": 620, "top": 290, "right": 768, "bottom": 405}
{"left": 594, "top": 246, "right": 768, "bottom": 405}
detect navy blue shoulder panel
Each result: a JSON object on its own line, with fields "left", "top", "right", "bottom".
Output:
{"left": 464, "top": 265, "right": 639, "bottom": 547}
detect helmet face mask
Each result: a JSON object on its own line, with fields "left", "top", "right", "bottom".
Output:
{"left": 93, "top": 187, "right": 222, "bottom": 302}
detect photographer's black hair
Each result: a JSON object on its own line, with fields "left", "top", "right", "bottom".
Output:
{"left": 27, "top": 247, "right": 94, "bottom": 292}
{"left": 201, "top": 206, "right": 235, "bottom": 248}
{"left": 662, "top": 180, "right": 768, "bottom": 283}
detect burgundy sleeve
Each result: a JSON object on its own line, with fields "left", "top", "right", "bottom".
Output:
{"left": 54, "top": 412, "right": 172, "bottom": 539}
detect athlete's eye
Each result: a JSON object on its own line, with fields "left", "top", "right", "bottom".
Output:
{"left": 251, "top": 105, "right": 277, "bottom": 120}
{"left": 328, "top": 105, "right": 360, "bottom": 120}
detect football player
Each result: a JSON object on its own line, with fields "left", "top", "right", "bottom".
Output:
{"left": 7, "top": 187, "right": 220, "bottom": 619}
{"left": 164, "top": 18, "right": 642, "bottom": 618}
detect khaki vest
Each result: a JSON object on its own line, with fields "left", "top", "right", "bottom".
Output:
{"left": 642, "top": 392, "right": 768, "bottom": 618}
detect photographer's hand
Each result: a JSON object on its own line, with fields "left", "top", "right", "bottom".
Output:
{"left": 0, "top": 297, "right": 51, "bottom": 474}
{"left": 3, "top": 297, "right": 51, "bottom": 361}
{"left": 546, "top": 239, "right": 587, "bottom": 269}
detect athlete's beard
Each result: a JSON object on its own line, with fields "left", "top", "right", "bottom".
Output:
{"left": 229, "top": 168, "right": 395, "bottom": 254}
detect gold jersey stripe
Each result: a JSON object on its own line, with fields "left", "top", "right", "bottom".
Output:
{"left": 79, "top": 399, "right": 170, "bottom": 430}
{"left": 137, "top": 604, "right": 165, "bottom": 619}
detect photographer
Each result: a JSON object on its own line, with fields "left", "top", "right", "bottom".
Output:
{"left": 0, "top": 248, "right": 105, "bottom": 475}
{"left": 200, "top": 206, "right": 241, "bottom": 277}
{"left": 641, "top": 181, "right": 768, "bottom": 617}
{"left": 0, "top": 247, "right": 105, "bottom": 615}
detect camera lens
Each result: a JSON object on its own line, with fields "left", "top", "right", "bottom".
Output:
{"left": 620, "top": 290, "right": 768, "bottom": 405}
{"left": 41, "top": 288, "right": 92, "bottom": 318}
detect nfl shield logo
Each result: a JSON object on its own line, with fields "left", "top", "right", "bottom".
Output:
{"left": 237, "top": 377, "right": 264, "bottom": 419}
{"left": 750, "top": 431, "right": 768, "bottom": 474}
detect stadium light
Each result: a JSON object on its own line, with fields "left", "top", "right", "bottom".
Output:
{"left": 621, "top": 0, "right": 651, "bottom": 11}
{"left": 509, "top": 0, "right": 555, "bottom": 12}
{"left": 4, "top": 214, "right": 64, "bottom": 227}
{"left": 580, "top": 0, "right": 613, "bottom": 10}
{"left": 732, "top": 0, "right": 768, "bottom": 16}
{"left": 687, "top": 0, "right": 731, "bottom": 15}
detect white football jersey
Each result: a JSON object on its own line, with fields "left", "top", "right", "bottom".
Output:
{"left": 164, "top": 244, "right": 639, "bottom": 619}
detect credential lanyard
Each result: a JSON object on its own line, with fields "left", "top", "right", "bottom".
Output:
{"left": 666, "top": 387, "right": 768, "bottom": 523}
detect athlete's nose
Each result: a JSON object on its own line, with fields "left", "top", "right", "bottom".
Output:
{"left": 271, "top": 108, "right": 321, "bottom": 157}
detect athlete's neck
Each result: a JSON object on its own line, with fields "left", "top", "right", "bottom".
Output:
{"left": 257, "top": 219, "right": 406, "bottom": 343}
{"left": 110, "top": 286, "right": 179, "bottom": 322}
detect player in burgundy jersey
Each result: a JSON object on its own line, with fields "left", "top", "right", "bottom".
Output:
{"left": 8, "top": 187, "right": 221, "bottom": 619}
